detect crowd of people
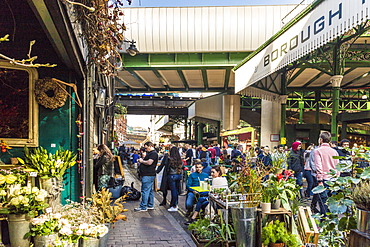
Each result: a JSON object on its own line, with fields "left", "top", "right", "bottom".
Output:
{"left": 94, "top": 133, "right": 366, "bottom": 225}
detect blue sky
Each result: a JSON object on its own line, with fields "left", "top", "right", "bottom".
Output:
{"left": 126, "top": 0, "right": 307, "bottom": 7}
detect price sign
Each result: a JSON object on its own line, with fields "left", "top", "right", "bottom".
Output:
{"left": 30, "top": 172, "right": 38, "bottom": 177}
{"left": 46, "top": 208, "right": 52, "bottom": 213}
{"left": 239, "top": 195, "right": 246, "bottom": 201}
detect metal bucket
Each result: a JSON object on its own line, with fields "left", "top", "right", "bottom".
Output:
{"left": 231, "top": 204, "right": 257, "bottom": 247}
{"left": 357, "top": 208, "right": 370, "bottom": 234}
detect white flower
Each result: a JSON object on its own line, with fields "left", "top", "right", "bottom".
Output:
{"left": 9, "top": 197, "right": 20, "bottom": 206}
{"left": 35, "top": 195, "right": 45, "bottom": 202}
{"left": 75, "top": 229, "right": 83, "bottom": 235}
{"left": 97, "top": 224, "right": 109, "bottom": 237}
{"left": 79, "top": 223, "right": 89, "bottom": 230}
{"left": 0, "top": 190, "right": 6, "bottom": 196}
{"left": 59, "top": 218, "right": 69, "bottom": 225}
{"left": 59, "top": 225, "right": 72, "bottom": 235}
{"left": 51, "top": 213, "right": 62, "bottom": 219}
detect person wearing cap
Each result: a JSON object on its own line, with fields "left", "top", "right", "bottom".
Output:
{"left": 287, "top": 141, "right": 305, "bottom": 196}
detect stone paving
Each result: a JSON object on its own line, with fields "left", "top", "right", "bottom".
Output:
{"left": 107, "top": 167, "right": 196, "bottom": 247}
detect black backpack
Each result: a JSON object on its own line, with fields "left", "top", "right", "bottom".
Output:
{"left": 121, "top": 182, "right": 141, "bottom": 201}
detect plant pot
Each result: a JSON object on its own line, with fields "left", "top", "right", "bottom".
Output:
{"left": 357, "top": 208, "right": 370, "bottom": 234}
{"left": 98, "top": 223, "right": 112, "bottom": 247}
{"left": 39, "top": 177, "right": 63, "bottom": 212}
{"left": 261, "top": 202, "right": 271, "bottom": 213}
{"left": 34, "top": 234, "right": 58, "bottom": 247}
{"left": 231, "top": 204, "right": 257, "bottom": 247}
{"left": 190, "top": 232, "right": 222, "bottom": 247}
{"left": 7, "top": 214, "right": 31, "bottom": 247}
{"left": 268, "top": 242, "right": 285, "bottom": 247}
{"left": 81, "top": 237, "right": 100, "bottom": 247}
{"left": 271, "top": 199, "right": 281, "bottom": 209}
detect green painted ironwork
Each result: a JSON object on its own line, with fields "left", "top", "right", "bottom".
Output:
{"left": 122, "top": 52, "right": 250, "bottom": 67}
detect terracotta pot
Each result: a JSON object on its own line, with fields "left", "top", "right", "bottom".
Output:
{"left": 268, "top": 242, "right": 285, "bottom": 247}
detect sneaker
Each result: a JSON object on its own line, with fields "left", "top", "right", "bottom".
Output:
{"left": 134, "top": 207, "right": 147, "bottom": 212}
{"left": 168, "top": 207, "right": 178, "bottom": 212}
{"left": 184, "top": 218, "right": 196, "bottom": 225}
{"left": 147, "top": 207, "right": 155, "bottom": 210}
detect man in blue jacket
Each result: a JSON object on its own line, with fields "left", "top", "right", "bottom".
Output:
{"left": 185, "top": 162, "right": 209, "bottom": 219}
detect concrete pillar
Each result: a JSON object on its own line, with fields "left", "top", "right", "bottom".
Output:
{"left": 222, "top": 94, "right": 240, "bottom": 131}
{"left": 260, "top": 99, "right": 281, "bottom": 148}
{"left": 331, "top": 75, "right": 343, "bottom": 141}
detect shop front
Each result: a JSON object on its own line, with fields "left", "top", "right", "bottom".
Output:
{"left": 220, "top": 127, "right": 258, "bottom": 149}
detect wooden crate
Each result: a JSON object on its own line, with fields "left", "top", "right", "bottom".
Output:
{"left": 348, "top": 229, "right": 370, "bottom": 247}
{"left": 297, "top": 206, "right": 319, "bottom": 246}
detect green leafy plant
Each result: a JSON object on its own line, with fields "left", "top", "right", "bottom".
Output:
{"left": 25, "top": 213, "right": 62, "bottom": 237}
{"left": 262, "top": 220, "right": 300, "bottom": 247}
{"left": 352, "top": 180, "right": 370, "bottom": 211}
{"left": 188, "top": 218, "right": 214, "bottom": 240}
{"left": 17, "top": 146, "right": 77, "bottom": 179}
{"left": 312, "top": 147, "right": 370, "bottom": 247}
{"left": 206, "top": 211, "right": 235, "bottom": 246}
{"left": 1, "top": 184, "right": 49, "bottom": 217}
{"left": 228, "top": 162, "right": 267, "bottom": 207}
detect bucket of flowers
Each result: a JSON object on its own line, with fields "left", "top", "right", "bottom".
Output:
{"left": 25, "top": 212, "right": 62, "bottom": 247}
{"left": 0, "top": 184, "right": 49, "bottom": 247}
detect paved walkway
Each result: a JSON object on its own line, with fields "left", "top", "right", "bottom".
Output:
{"left": 107, "top": 167, "right": 196, "bottom": 247}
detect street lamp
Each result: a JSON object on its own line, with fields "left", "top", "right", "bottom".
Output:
{"left": 125, "top": 40, "right": 139, "bottom": 56}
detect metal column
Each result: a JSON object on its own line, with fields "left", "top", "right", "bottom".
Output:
{"left": 330, "top": 75, "right": 343, "bottom": 141}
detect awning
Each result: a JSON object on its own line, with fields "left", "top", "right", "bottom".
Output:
{"left": 220, "top": 127, "right": 254, "bottom": 136}
{"left": 234, "top": 0, "right": 370, "bottom": 93}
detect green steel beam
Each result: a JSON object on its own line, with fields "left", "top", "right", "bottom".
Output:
{"left": 122, "top": 52, "right": 250, "bottom": 68}
{"left": 287, "top": 68, "right": 305, "bottom": 85}
{"left": 126, "top": 70, "right": 150, "bottom": 90}
{"left": 341, "top": 70, "right": 370, "bottom": 88}
{"left": 201, "top": 69, "right": 209, "bottom": 90}
{"left": 116, "top": 76, "right": 131, "bottom": 90}
{"left": 152, "top": 70, "right": 169, "bottom": 91}
{"left": 302, "top": 72, "right": 325, "bottom": 88}
{"left": 177, "top": 70, "right": 189, "bottom": 90}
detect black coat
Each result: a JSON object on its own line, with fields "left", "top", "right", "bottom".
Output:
{"left": 156, "top": 153, "right": 170, "bottom": 192}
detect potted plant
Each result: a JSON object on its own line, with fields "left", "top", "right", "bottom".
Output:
{"left": 261, "top": 180, "right": 279, "bottom": 213}
{"left": 228, "top": 163, "right": 267, "bottom": 247}
{"left": 1, "top": 184, "right": 49, "bottom": 247}
{"left": 262, "top": 220, "right": 300, "bottom": 247}
{"left": 18, "top": 146, "right": 77, "bottom": 211}
{"left": 188, "top": 218, "right": 217, "bottom": 246}
{"left": 90, "top": 188, "right": 128, "bottom": 247}
{"left": 269, "top": 173, "right": 299, "bottom": 209}
{"left": 25, "top": 213, "right": 62, "bottom": 247}
{"left": 352, "top": 180, "right": 370, "bottom": 234}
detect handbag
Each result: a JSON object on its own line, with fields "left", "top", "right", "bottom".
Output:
{"left": 121, "top": 182, "right": 141, "bottom": 201}
{"left": 107, "top": 177, "right": 125, "bottom": 188}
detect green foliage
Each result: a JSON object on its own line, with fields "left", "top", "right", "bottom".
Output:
{"left": 207, "top": 211, "right": 235, "bottom": 246}
{"left": 261, "top": 220, "right": 300, "bottom": 247}
{"left": 25, "top": 213, "right": 61, "bottom": 238}
{"left": 352, "top": 180, "right": 370, "bottom": 211}
{"left": 312, "top": 147, "right": 370, "bottom": 247}
{"left": 17, "top": 146, "right": 77, "bottom": 179}
{"left": 188, "top": 218, "right": 214, "bottom": 240}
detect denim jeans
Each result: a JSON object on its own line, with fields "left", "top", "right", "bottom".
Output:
{"left": 295, "top": 171, "right": 303, "bottom": 186}
{"left": 195, "top": 197, "right": 209, "bottom": 212}
{"left": 303, "top": 170, "right": 314, "bottom": 196}
{"left": 140, "top": 176, "right": 155, "bottom": 210}
{"left": 186, "top": 192, "right": 197, "bottom": 211}
{"left": 168, "top": 174, "right": 182, "bottom": 207}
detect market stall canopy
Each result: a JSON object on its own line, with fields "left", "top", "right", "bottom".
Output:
{"left": 234, "top": 0, "right": 370, "bottom": 96}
